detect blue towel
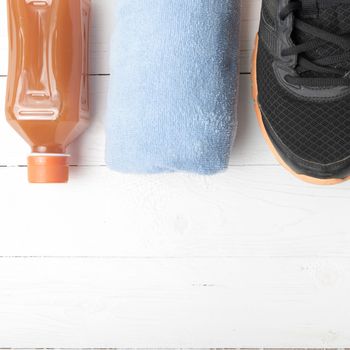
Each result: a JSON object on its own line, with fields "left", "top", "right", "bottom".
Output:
{"left": 106, "top": 0, "right": 241, "bottom": 174}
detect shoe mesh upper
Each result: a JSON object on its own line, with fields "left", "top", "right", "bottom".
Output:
{"left": 257, "top": 42, "right": 350, "bottom": 165}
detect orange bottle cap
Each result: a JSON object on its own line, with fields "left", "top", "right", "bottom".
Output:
{"left": 28, "top": 154, "right": 70, "bottom": 184}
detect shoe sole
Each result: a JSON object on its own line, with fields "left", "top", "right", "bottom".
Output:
{"left": 251, "top": 34, "right": 350, "bottom": 185}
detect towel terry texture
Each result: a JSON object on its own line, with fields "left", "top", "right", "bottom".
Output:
{"left": 106, "top": 0, "right": 241, "bottom": 174}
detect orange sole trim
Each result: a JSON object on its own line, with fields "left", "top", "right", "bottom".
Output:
{"left": 251, "top": 34, "right": 350, "bottom": 185}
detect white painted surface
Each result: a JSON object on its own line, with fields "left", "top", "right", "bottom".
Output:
{"left": 1, "top": 257, "right": 350, "bottom": 348}
{"left": 0, "top": 0, "right": 349, "bottom": 348}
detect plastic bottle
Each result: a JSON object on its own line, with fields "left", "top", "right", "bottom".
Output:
{"left": 5, "top": 0, "right": 91, "bottom": 183}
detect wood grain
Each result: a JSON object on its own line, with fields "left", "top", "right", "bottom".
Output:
{"left": 0, "top": 165, "right": 349, "bottom": 257}
{"left": 0, "top": 257, "right": 349, "bottom": 348}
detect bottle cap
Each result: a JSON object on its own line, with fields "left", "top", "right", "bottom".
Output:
{"left": 28, "top": 154, "right": 70, "bottom": 184}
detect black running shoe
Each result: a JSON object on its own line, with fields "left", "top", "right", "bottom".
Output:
{"left": 253, "top": 0, "right": 350, "bottom": 184}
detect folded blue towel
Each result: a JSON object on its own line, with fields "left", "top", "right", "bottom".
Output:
{"left": 106, "top": 0, "right": 241, "bottom": 174}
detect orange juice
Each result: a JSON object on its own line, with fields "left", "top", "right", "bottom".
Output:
{"left": 6, "top": 0, "right": 91, "bottom": 183}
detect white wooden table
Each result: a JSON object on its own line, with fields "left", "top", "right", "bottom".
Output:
{"left": 0, "top": 0, "right": 349, "bottom": 348}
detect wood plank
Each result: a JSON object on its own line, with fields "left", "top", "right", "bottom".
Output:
{"left": 0, "top": 166, "right": 349, "bottom": 257}
{"left": 0, "top": 257, "right": 349, "bottom": 348}
{"left": 0, "top": 0, "right": 6, "bottom": 77}
{"left": 240, "top": 0, "right": 262, "bottom": 72}
{"left": 0, "top": 0, "right": 261, "bottom": 75}
{"left": 0, "top": 74, "right": 277, "bottom": 167}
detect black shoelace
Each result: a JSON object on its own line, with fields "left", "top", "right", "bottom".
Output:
{"left": 280, "top": 0, "right": 350, "bottom": 87}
